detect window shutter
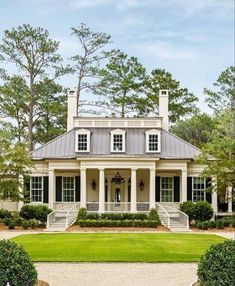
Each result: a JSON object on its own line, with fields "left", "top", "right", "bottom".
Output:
{"left": 24, "top": 177, "right": 30, "bottom": 203}
{"left": 187, "top": 177, "right": 192, "bottom": 201}
{"left": 174, "top": 176, "right": 180, "bottom": 202}
{"left": 205, "top": 177, "right": 212, "bottom": 203}
{"left": 56, "top": 176, "right": 62, "bottom": 202}
{"left": 105, "top": 185, "right": 108, "bottom": 203}
{"left": 155, "top": 176, "right": 160, "bottom": 202}
{"left": 128, "top": 185, "right": 131, "bottom": 202}
{"left": 43, "top": 176, "right": 49, "bottom": 203}
{"left": 75, "top": 176, "right": 80, "bottom": 202}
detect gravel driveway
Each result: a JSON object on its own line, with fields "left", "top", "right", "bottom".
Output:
{"left": 35, "top": 262, "right": 198, "bottom": 286}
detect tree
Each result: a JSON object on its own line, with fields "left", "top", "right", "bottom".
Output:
{"left": 145, "top": 69, "right": 199, "bottom": 122}
{"left": 0, "top": 24, "right": 68, "bottom": 150}
{"left": 70, "top": 23, "right": 116, "bottom": 114}
{"left": 97, "top": 51, "right": 147, "bottom": 117}
{"left": 170, "top": 113, "right": 215, "bottom": 148}
{"left": 0, "top": 126, "right": 33, "bottom": 201}
{"left": 204, "top": 66, "right": 235, "bottom": 112}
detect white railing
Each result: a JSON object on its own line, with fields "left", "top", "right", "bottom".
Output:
{"left": 47, "top": 204, "right": 73, "bottom": 229}
{"left": 86, "top": 202, "right": 99, "bottom": 212}
{"left": 155, "top": 203, "right": 170, "bottom": 228}
{"left": 104, "top": 202, "right": 131, "bottom": 212}
{"left": 160, "top": 204, "right": 189, "bottom": 229}
{"left": 137, "top": 202, "right": 150, "bottom": 212}
{"left": 65, "top": 203, "right": 80, "bottom": 228}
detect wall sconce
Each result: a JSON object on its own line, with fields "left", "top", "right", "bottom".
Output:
{"left": 139, "top": 179, "right": 144, "bottom": 191}
{"left": 91, "top": 179, "right": 97, "bottom": 191}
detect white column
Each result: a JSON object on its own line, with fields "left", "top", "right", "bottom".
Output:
{"left": 228, "top": 187, "right": 233, "bottom": 213}
{"left": 80, "top": 168, "right": 87, "bottom": 208}
{"left": 99, "top": 168, "right": 105, "bottom": 213}
{"left": 107, "top": 178, "right": 111, "bottom": 211}
{"left": 212, "top": 192, "right": 218, "bottom": 213}
{"left": 48, "top": 169, "right": 55, "bottom": 210}
{"left": 149, "top": 168, "right": 156, "bottom": 209}
{"left": 131, "top": 168, "right": 137, "bottom": 212}
{"left": 181, "top": 170, "right": 187, "bottom": 202}
{"left": 18, "top": 175, "right": 24, "bottom": 211}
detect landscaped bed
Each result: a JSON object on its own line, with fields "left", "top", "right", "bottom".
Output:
{"left": 12, "top": 233, "right": 225, "bottom": 262}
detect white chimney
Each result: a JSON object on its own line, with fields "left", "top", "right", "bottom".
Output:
{"left": 67, "top": 89, "right": 77, "bottom": 131}
{"left": 159, "top": 89, "right": 169, "bottom": 131}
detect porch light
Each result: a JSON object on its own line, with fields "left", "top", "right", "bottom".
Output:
{"left": 111, "top": 171, "right": 125, "bottom": 184}
{"left": 91, "top": 179, "right": 97, "bottom": 191}
{"left": 139, "top": 179, "right": 144, "bottom": 191}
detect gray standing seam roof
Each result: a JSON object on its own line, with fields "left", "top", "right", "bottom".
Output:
{"left": 32, "top": 128, "right": 201, "bottom": 160}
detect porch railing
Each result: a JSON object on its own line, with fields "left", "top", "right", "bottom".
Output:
{"left": 104, "top": 202, "right": 131, "bottom": 212}
{"left": 47, "top": 204, "right": 73, "bottom": 229}
{"left": 155, "top": 203, "right": 170, "bottom": 228}
{"left": 137, "top": 202, "right": 150, "bottom": 212}
{"left": 65, "top": 203, "right": 80, "bottom": 228}
{"left": 86, "top": 202, "right": 99, "bottom": 212}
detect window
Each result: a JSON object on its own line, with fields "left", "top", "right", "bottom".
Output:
{"left": 192, "top": 177, "right": 206, "bottom": 202}
{"left": 62, "top": 177, "right": 75, "bottom": 202}
{"left": 31, "top": 176, "right": 43, "bottom": 202}
{"left": 160, "top": 177, "right": 173, "bottom": 202}
{"left": 145, "top": 129, "right": 161, "bottom": 152}
{"left": 110, "top": 129, "right": 126, "bottom": 152}
{"left": 75, "top": 129, "right": 91, "bottom": 152}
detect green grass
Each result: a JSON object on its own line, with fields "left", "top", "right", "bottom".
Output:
{"left": 12, "top": 233, "right": 225, "bottom": 262}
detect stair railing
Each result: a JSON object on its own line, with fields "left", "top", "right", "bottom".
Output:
{"left": 65, "top": 203, "right": 80, "bottom": 229}
{"left": 160, "top": 204, "right": 189, "bottom": 229}
{"left": 155, "top": 203, "right": 170, "bottom": 228}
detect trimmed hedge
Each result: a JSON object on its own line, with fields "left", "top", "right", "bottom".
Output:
{"left": 180, "top": 201, "right": 213, "bottom": 222}
{"left": 198, "top": 240, "right": 235, "bottom": 286}
{"left": 0, "top": 208, "right": 12, "bottom": 219}
{"left": 179, "top": 201, "right": 195, "bottom": 222}
{"left": 77, "top": 219, "right": 159, "bottom": 228}
{"left": 19, "top": 205, "right": 52, "bottom": 223}
{"left": 0, "top": 240, "right": 37, "bottom": 286}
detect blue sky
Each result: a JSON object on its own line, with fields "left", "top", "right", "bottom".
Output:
{"left": 0, "top": 0, "right": 234, "bottom": 113}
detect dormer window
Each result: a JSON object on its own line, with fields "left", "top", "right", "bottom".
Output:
{"left": 145, "top": 129, "right": 161, "bottom": 153}
{"left": 75, "top": 129, "right": 91, "bottom": 152}
{"left": 110, "top": 129, "right": 126, "bottom": 153}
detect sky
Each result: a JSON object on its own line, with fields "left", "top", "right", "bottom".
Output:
{"left": 0, "top": 0, "right": 234, "bottom": 113}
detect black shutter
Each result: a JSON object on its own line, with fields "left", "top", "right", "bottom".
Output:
{"left": 56, "top": 176, "right": 62, "bottom": 202}
{"left": 174, "top": 176, "right": 180, "bottom": 202}
{"left": 75, "top": 176, "right": 80, "bottom": 202}
{"left": 24, "top": 176, "right": 30, "bottom": 203}
{"left": 187, "top": 177, "right": 192, "bottom": 201}
{"left": 128, "top": 185, "right": 131, "bottom": 202}
{"left": 155, "top": 176, "right": 160, "bottom": 202}
{"left": 43, "top": 176, "right": 49, "bottom": 203}
{"left": 205, "top": 177, "right": 212, "bottom": 203}
{"left": 105, "top": 185, "right": 108, "bottom": 202}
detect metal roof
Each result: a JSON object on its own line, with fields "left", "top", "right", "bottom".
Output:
{"left": 32, "top": 128, "right": 201, "bottom": 160}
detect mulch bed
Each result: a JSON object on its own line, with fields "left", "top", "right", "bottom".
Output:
{"left": 67, "top": 225, "right": 169, "bottom": 232}
{"left": 190, "top": 226, "right": 235, "bottom": 232}
{"left": 0, "top": 223, "right": 44, "bottom": 232}
{"left": 37, "top": 280, "right": 49, "bottom": 286}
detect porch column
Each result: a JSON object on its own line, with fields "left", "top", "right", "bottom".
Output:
{"left": 18, "top": 175, "right": 24, "bottom": 211}
{"left": 181, "top": 169, "right": 187, "bottom": 202}
{"left": 131, "top": 168, "right": 137, "bottom": 212}
{"left": 80, "top": 168, "right": 87, "bottom": 208}
{"left": 99, "top": 168, "right": 105, "bottom": 213}
{"left": 211, "top": 179, "right": 218, "bottom": 212}
{"left": 228, "top": 187, "right": 233, "bottom": 213}
{"left": 48, "top": 169, "right": 55, "bottom": 209}
{"left": 149, "top": 168, "right": 156, "bottom": 209}
{"left": 107, "top": 178, "right": 111, "bottom": 211}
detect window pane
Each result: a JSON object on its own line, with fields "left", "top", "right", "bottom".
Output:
{"left": 192, "top": 177, "right": 205, "bottom": 202}
{"left": 113, "top": 134, "right": 123, "bottom": 151}
{"left": 161, "top": 177, "right": 173, "bottom": 202}
{"left": 148, "top": 134, "right": 158, "bottom": 151}
{"left": 63, "top": 177, "right": 75, "bottom": 202}
{"left": 31, "top": 177, "right": 43, "bottom": 202}
{"left": 78, "top": 134, "right": 87, "bottom": 151}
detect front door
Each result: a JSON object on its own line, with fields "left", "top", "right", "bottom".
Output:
{"left": 115, "top": 188, "right": 121, "bottom": 204}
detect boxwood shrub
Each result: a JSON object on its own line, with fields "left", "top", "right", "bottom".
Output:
{"left": 0, "top": 208, "right": 12, "bottom": 219}
{"left": 197, "top": 240, "right": 235, "bottom": 286}
{"left": 179, "top": 201, "right": 195, "bottom": 222}
{"left": 193, "top": 201, "right": 213, "bottom": 221}
{"left": 19, "top": 205, "right": 52, "bottom": 223}
{"left": 0, "top": 240, "right": 37, "bottom": 286}
{"left": 77, "top": 219, "right": 159, "bottom": 228}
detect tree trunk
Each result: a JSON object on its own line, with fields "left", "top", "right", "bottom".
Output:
{"left": 28, "top": 75, "right": 34, "bottom": 151}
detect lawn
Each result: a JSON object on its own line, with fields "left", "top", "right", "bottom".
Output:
{"left": 12, "top": 233, "right": 225, "bottom": 262}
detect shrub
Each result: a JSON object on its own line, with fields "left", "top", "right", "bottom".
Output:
{"left": 28, "top": 218, "right": 40, "bottom": 229}
{"left": 22, "top": 220, "right": 29, "bottom": 230}
{"left": 197, "top": 240, "right": 235, "bottom": 286}
{"left": 179, "top": 201, "right": 195, "bottom": 222}
{"left": 77, "top": 207, "right": 87, "bottom": 220}
{"left": 195, "top": 221, "right": 203, "bottom": 229}
{"left": 216, "top": 219, "right": 225, "bottom": 229}
{"left": 86, "top": 213, "right": 99, "bottom": 220}
{"left": 208, "top": 221, "right": 216, "bottom": 229}
{"left": 76, "top": 219, "right": 158, "bottom": 228}
{"left": 3, "top": 217, "right": 12, "bottom": 226}
{"left": 201, "top": 221, "right": 210, "bottom": 230}
{"left": 0, "top": 208, "right": 12, "bottom": 219}
{"left": 148, "top": 208, "right": 160, "bottom": 223}
{"left": 8, "top": 220, "right": 16, "bottom": 230}
{"left": 193, "top": 201, "right": 213, "bottom": 222}
{"left": 19, "top": 205, "right": 52, "bottom": 223}
{"left": 133, "top": 213, "right": 148, "bottom": 220}
{"left": 13, "top": 215, "right": 23, "bottom": 227}
{"left": 0, "top": 240, "right": 37, "bottom": 286}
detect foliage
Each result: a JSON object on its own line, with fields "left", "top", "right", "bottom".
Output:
{"left": 204, "top": 66, "right": 235, "bottom": 113}
{"left": 170, "top": 113, "right": 215, "bottom": 148}
{"left": 179, "top": 201, "right": 195, "bottom": 222}
{"left": 0, "top": 240, "right": 37, "bottom": 286}
{"left": 148, "top": 208, "right": 160, "bottom": 223}
{"left": 19, "top": 205, "right": 52, "bottom": 223}
{"left": 77, "top": 207, "right": 87, "bottom": 220}
{"left": 197, "top": 240, "right": 235, "bottom": 286}
{"left": 76, "top": 219, "right": 159, "bottom": 228}
{"left": 145, "top": 69, "right": 198, "bottom": 122}
{"left": 193, "top": 201, "right": 213, "bottom": 222}
{"left": 0, "top": 208, "right": 12, "bottom": 219}
{"left": 215, "top": 219, "right": 225, "bottom": 229}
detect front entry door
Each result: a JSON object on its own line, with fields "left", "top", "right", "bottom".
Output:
{"left": 115, "top": 188, "right": 121, "bottom": 206}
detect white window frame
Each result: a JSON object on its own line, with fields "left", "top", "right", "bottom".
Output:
{"left": 110, "top": 129, "right": 126, "bottom": 153}
{"left": 160, "top": 176, "right": 174, "bottom": 202}
{"left": 145, "top": 129, "right": 161, "bottom": 153}
{"left": 30, "top": 176, "right": 43, "bottom": 203}
{"left": 75, "top": 129, "right": 91, "bottom": 152}
{"left": 62, "top": 176, "right": 75, "bottom": 202}
{"left": 192, "top": 177, "right": 206, "bottom": 202}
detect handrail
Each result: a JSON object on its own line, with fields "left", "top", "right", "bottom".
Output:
{"left": 65, "top": 203, "right": 80, "bottom": 228}
{"left": 155, "top": 202, "right": 170, "bottom": 228}
{"left": 46, "top": 204, "right": 75, "bottom": 229}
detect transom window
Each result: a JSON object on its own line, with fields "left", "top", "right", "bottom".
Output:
{"left": 160, "top": 177, "right": 173, "bottom": 202}
{"left": 110, "top": 129, "right": 126, "bottom": 152}
{"left": 75, "top": 129, "right": 91, "bottom": 152}
{"left": 145, "top": 129, "right": 161, "bottom": 152}
{"left": 62, "top": 177, "right": 75, "bottom": 202}
{"left": 31, "top": 176, "right": 43, "bottom": 202}
{"left": 192, "top": 177, "right": 206, "bottom": 202}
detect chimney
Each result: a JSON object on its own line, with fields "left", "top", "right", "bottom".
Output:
{"left": 67, "top": 89, "right": 77, "bottom": 131}
{"left": 159, "top": 89, "right": 169, "bottom": 131}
